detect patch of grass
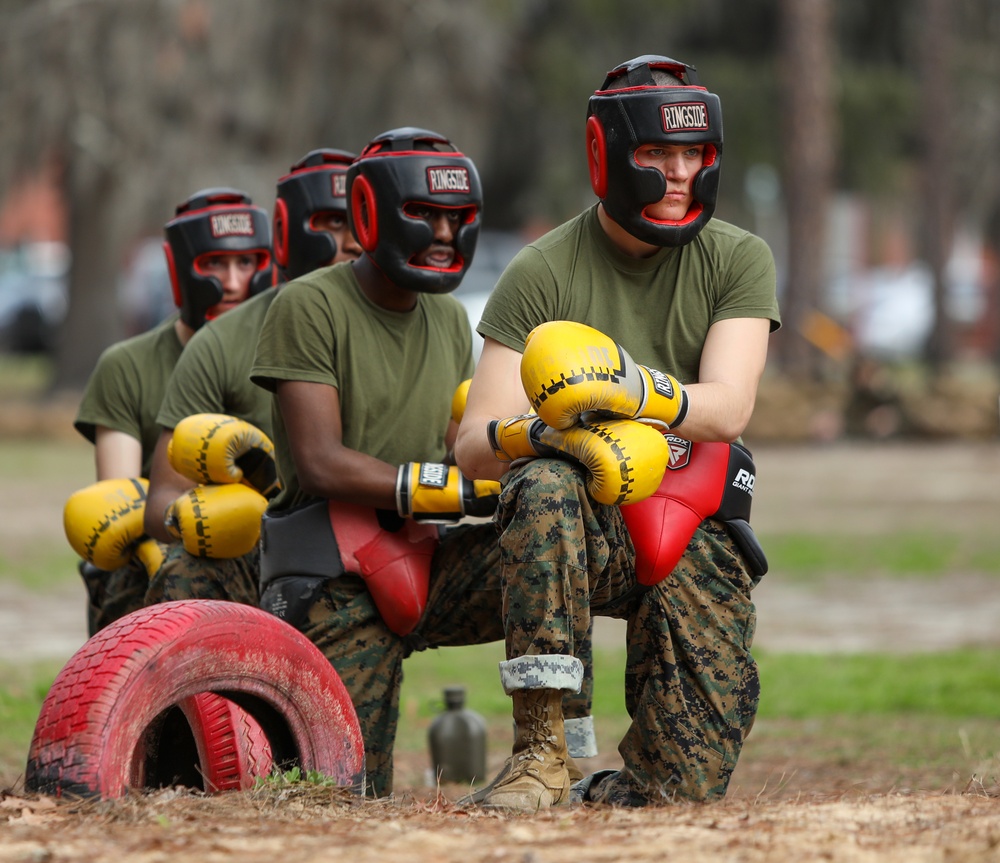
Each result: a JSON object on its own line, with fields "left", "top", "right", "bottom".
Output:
{"left": 402, "top": 645, "right": 1000, "bottom": 725}
{"left": 757, "top": 649, "right": 1000, "bottom": 718}
{"left": 394, "top": 645, "right": 1000, "bottom": 756}
{"left": 0, "top": 548, "right": 83, "bottom": 591}
{"left": 760, "top": 532, "right": 1000, "bottom": 579}
{"left": 0, "top": 437, "right": 91, "bottom": 481}
{"left": 253, "top": 765, "right": 342, "bottom": 790}
{"left": 0, "top": 662, "right": 61, "bottom": 787}
{"left": 0, "top": 437, "right": 91, "bottom": 590}
{"left": 0, "top": 355, "right": 54, "bottom": 397}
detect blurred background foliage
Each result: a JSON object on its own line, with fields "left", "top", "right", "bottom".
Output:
{"left": 0, "top": 0, "right": 998, "bottom": 436}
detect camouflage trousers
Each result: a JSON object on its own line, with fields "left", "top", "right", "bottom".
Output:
{"left": 79, "top": 557, "right": 148, "bottom": 637}
{"left": 497, "top": 458, "right": 760, "bottom": 804}
{"left": 144, "top": 543, "right": 260, "bottom": 607}
{"left": 260, "top": 521, "right": 594, "bottom": 798}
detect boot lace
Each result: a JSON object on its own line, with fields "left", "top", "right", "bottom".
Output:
{"left": 514, "top": 703, "right": 558, "bottom": 765}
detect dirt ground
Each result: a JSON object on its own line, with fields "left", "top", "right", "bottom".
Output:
{"left": 1, "top": 788, "right": 999, "bottom": 863}
{"left": 2, "top": 439, "right": 1000, "bottom": 861}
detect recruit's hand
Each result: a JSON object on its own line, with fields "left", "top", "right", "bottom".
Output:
{"left": 396, "top": 462, "right": 500, "bottom": 522}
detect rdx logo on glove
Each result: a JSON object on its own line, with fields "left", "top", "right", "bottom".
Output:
{"left": 733, "top": 468, "right": 755, "bottom": 495}
{"left": 647, "top": 367, "right": 677, "bottom": 400}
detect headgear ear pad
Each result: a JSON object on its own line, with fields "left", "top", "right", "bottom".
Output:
{"left": 273, "top": 197, "right": 290, "bottom": 268}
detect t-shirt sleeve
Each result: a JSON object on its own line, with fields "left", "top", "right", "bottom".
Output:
{"left": 157, "top": 328, "right": 227, "bottom": 429}
{"left": 251, "top": 280, "right": 338, "bottom": 392}
{"left": 713, "top": 233, "right": 781, "bottom": 331}
{"left": 74, "top": 344, "right": 142, "bottom": 443}
{"left": 476, "top": 246, "right": 557, "bottom": 354}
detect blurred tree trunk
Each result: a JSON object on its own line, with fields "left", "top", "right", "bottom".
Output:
{"left": 919, "top": 0, "right": 954, "bottom": 372}
{"left": 60, "top": 158, "right": 127, "bottom": 382}
{"left": 775, "top": 0, "right": 835, "bottom": 378}
{"left": 29, "top": 3, "right": 135, "bottom": 388}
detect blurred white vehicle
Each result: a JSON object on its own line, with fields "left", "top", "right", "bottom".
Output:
{"left": 452, "top": 231, "right": 525, "bottom": 361}
{"left": 0, "top": 242, "right": 70, "bottom": 354}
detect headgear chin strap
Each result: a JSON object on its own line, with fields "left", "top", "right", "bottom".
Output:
{"left": 586, "top": 54, "right": 723, "bottom": 247}
{"left": 273, "top": 149, "right": 355, "bottom": 280}
{"left": 163, "top": 188, "right": 273, "bottom": 330}
{"left": 346, "top": 127, "right": 482, "bottom": 294}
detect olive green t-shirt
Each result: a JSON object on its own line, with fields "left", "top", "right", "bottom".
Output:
{"left": 479, "top": 206, "right": 781, "bottom": 381}
{"left": 74, "top": 314, "right": 184, "bottom": 478}
{"left": 157, "top": 288, "right": 277, "bottom": 436}
{"left": 251, "top": 263, "right": 475, "bottom": 513}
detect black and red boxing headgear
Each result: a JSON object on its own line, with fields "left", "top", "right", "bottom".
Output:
{"left": 163, "top": 188, "right": 272, "bottom": 330}
{"left": 346, "top": 127, "right": 482, "bottom": 294}
{"left": 273, "top": 149, "right": 356, "bottom": 280}
{"left": 586, "top": 54, "right": 723, "bottom": 247}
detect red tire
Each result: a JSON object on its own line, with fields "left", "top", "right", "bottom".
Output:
{"left": 183, "top": 692, "right": 274, "bottom": 792}
{"left": 25, "top": 600, "right": 364, "bottom": 799}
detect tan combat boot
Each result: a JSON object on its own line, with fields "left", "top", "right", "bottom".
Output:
{"left": 457, "top": 710, "right": 593, "bottom": 806}
{"left": 456, "top": 751, "right": 583, "bottom": 807}
{"left": 481, "top": 687, "right": 572, "bottom": 813}
{"left": 456, "top": 721, "right": 592, "bottom": 806}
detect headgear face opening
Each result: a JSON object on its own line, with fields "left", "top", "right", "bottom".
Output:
{"left": 163, "top": 188, "right": 272, "bottom": 330}
{"left": 273, "top": 149, "right": 356, "bottom": 280}
{"left": 586, "top": 54, "right": 723, "bottom": 247}
{"left": 346, "top": 127, "right": 482, "bottom": 294}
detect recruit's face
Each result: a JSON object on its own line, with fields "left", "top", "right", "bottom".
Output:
{"left": 633, "top": 142, "right": 706, "bottom": 222}
{"left": 195, "top": 252, "right": 261, "bottom": 316}
{"left": 310, "top": 210, "right": 362, "bottom": 263}
{"left": 404, "top": 203, "right": 467, "bottom": 269}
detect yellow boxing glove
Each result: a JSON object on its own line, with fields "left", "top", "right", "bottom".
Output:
{"left": 396, "top": 463, "right": 501, "bottom": 523}
{"left": 520, "top": 321, "right": 688, "bottom": 431}
{"left": 487, "top": 415, "right": 670, "bottom": 506}
{"left": 164, "top": 483, "right": 268, "bottom": 559}
{"left": 451, "top": 379, "right": 472, "bottom": 425}
{"left": 133, "top": 537, "right": 166, "bottom": 579}
{"left": 168, "top": 413, "right": 280, "bottom": 497}
{"left": 64, "top": 478, "right": 151, "bottom": 571}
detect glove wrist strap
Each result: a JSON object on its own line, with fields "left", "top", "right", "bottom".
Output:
{"left": 395, "top": 463, "right": 411, "bottom": 518}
